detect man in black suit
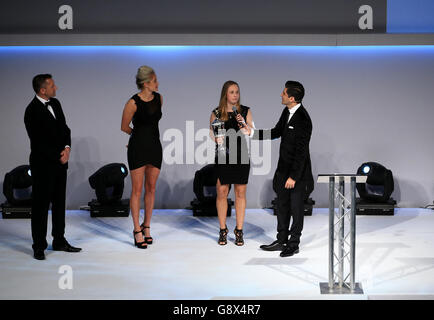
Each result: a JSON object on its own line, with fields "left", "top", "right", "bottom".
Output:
{"left": 240, "top": 81, "right": 313, "bottom": 257}
{"left": 24, "top": 74, "right": 81, "bottom": 260}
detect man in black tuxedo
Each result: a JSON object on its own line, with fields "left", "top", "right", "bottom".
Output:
{"left": 24, "top": 74, "right": 81, "bottom": 260}
{"left": 240, "top": 81, "right": 313, "bottom": 257}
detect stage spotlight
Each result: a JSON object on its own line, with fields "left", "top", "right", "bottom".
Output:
{"left": 356, "top": 161, "right": 396, "bottom": 215}
{"left": 87, "top": 163, "right": 130, "bottom": 217}
{"left": 1, "top": 165, "right": 32, "bottom": 218}
{"left": 356, "top": 162, "right": 394, "bottom": 202}
{"left": 190, "top": 164, "right": 233, "bottom": 216}
{"left": 362, "top": 164, "right": 371, "bottom": 174}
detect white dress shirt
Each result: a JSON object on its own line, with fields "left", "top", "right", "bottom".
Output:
{"left": 287, "top": 103, "right": 301, "bottom": 123}
{"left": 248, "top": 103, "right": 301, "bottom": 138}
{"left": 35, "top": 95, "right": 70, "bottom": 150}
{"left": 36, "top": 94, "right": 56, "bottom": 119}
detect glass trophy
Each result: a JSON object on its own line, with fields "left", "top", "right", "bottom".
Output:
{"left": 211, "top": 118, "right": 225, "bottom": 154}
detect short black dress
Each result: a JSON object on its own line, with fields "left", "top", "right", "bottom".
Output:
{"left": 213, "top": 105, "right": 250, "bottom": 185}
{"left": 127, "top": 92, "right": 162, "bottom": 170}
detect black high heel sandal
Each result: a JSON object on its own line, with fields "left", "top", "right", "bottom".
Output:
{"left": 140, "top": 223, "right": 153, "bottom": 245}
{"left": 234, "top": 228, "right": 244, "bottom": 246}
{"left": 133, "top": 230, "right": 148, "bottom": 249}
{"left": 218, "top": 226, "right": 228, "bottom": 245}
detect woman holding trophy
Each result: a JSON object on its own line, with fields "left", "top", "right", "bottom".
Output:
{"left": 121, "top": 66, "right": 162, "bottom": 249}
{"left": 209, "top": 80, "right": 254, "bottom": 246}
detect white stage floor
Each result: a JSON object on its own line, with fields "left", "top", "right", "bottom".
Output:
{"left": 1, "top": 208, "right": 434, "bottom": 300}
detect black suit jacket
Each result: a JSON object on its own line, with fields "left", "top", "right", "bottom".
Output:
{"left": 24, "top": 96, "right": 71, "bottom": 169}
{"left": 253, "top": 105, "right": 313, "bottom": 192}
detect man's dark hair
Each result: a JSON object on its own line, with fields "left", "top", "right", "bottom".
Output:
{"left": 285, "top": 81, "right": 304, "bottom": 103}
{"left": 32, "top": 74, "right": 52, "bottom": 93}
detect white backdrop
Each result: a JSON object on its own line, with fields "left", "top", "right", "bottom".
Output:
{"left": 0, "top": 46, "right": 433, "bottom": 209}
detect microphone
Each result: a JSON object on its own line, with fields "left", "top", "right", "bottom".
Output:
{"left": 232, "top": 106, "right": 246, "bottom": 128}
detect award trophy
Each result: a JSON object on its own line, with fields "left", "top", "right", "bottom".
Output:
{"left": 211, "top": 118, "right": 226, "bottom": 154}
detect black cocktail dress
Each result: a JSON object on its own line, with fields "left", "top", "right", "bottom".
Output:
{"left": 127, "top": 92, "right": 162, "bottom": 170}
{"left": 212, "top": 105, "right": 250, "bottom": 185}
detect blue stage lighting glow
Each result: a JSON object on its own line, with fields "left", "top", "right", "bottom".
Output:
{"left": 27, "top": 170, "right": 31, "bottom": 176}
{"left": 121, "top": 167, "right": 126, "bottom": 174}
{"left": 363, "top": 165, "right": 371, "bottom": 174}
{"left": 2, "top": 45, "right": 434, "bottom": 55}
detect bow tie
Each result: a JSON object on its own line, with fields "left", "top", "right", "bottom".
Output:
{"left": 44, "top": 101, "right": 51, "bottom": 106}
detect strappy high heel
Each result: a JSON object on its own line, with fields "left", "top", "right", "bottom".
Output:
{"left": 218, "top": 226, "right": 228, "bottom": 245}
{"left": 133, "top": 230, "right": 148, "bottom": 249}
{"left": 140, "top": 223, "right": 153, "bottom": 245}
{"left": 234, "top": 228, "right": 244, "bottom": 246}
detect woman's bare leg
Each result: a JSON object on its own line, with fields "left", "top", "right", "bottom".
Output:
{"left": 142, "top": 165, "right": 160, "bottom": 238}
{"left": 234, "top": 184, "right": 247, "bottom": 230}
{"left": 130, "top": 166, "right": 145, "bottom": 243}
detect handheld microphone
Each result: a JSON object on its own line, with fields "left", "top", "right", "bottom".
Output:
{"left": 232, "top": 106, "right": 246, "bottom": 128}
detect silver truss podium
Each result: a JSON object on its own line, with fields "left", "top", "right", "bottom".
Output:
{"left": 317, "top": 174, "right": 367, "bottom": 294}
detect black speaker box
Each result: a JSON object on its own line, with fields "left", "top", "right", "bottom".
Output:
{"left": 271, "top": 198, "right": 315, "bottom": 216}
{"left": 191, "top": 197, "right": 233, "bottom": 217}
{"left": 1, "top": 202, "right": 31, "bottom": 219}
{"left": 88, "top": 199, "right": 130, "bottom": 218}
{"left": 356, "top": 198, "right": 396, "bottom": 216}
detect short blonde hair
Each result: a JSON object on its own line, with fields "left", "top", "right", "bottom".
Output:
{"left": 136, "top": 65, "right": 155, "bottom": 89}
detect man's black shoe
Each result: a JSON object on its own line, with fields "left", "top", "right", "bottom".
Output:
{"left": 260, "top": 240, "right": 286, "bottom": 251}
{"left": 33, "top": 249, "right": 45, "bottom": 260}
{"left": 52, "top": 241, "right": 82, "bottom": 253}
{"left": 280, "top": 246, "right": 299, "bottom": 257}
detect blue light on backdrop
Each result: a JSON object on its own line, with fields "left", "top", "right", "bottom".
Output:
{"left": 2, "top": 45, "right": 434, "bottom": 55}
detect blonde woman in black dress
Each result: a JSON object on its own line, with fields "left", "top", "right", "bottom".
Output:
{"left": 121, "top": 66, "right": 162, "bottom": 249}
{"left": 209, "top": 80, "right": 254, "bottom": 246}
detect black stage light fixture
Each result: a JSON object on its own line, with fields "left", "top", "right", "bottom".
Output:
{"left": 425, "top": 201, "right": 434, "bottom": 210}
{"left": 1, "top": 165, "right": 32, "bottom": 218}
{"left": 190, "top": 164, "right": 233, "bottom": 216}
{"left": 357, "top": 162, "right": 394, "bottom": 202}
{"left": 88, "top": 163, "right": 130, "bottom": 217}
{"left": 356, "top": 161, "right": 396, "bottom": 215}
{"left": 271, "top": 176, "right": 315, "bottom": 216}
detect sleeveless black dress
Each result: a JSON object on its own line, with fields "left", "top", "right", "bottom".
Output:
{"left": 213, "top": 105, "right": 250, "bottom": 185}
{"left": 127, "top": 92, "right": 162, "bottom": 170}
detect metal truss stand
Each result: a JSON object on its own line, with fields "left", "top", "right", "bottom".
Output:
{"left": 317, "top": 174, "right": 367, "bottom": 294}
